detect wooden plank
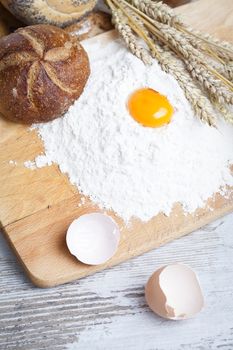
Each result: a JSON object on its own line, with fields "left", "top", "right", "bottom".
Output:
{"left": 0, "top": 125, "right": 75, "bottom": 226}
{"left": 0, "top": 0, "right": 233, "bottom": 287}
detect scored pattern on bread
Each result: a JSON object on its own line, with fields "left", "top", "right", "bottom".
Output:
{"left": 41, "top": 62, "right": 78, "bottom": 94}
{"left": 0, "top": 52, "right": 36, "bottom": 72}
{"left": 1, "top": 28, "right": 76, "bottom": 108}
{"left": 19, "top": 29, "right": 45, "bottom": 57}
{"left": 27, "top": 61, "right": 40, "bottom": 110}
{"left": 44, "top": 46, "right": 73, "bottom": 62}
{"left": 0, "top": 24, "right": 90, "bottom": 123}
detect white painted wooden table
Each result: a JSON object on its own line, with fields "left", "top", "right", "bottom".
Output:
{"left": 1, "top": 212, "right": 233, "bottom": 350}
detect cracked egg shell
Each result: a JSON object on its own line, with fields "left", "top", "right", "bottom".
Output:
{"left": 66, "top": 213, "right": 120, "bottom": 265}
{"left": 145, "top": 264, "right": 204, "bottom": 320}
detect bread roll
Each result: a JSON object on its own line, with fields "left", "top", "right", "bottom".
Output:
{"left": 0, "top": 24, "right": 90, "bottom": 124}
{"left": 0, "top": 0, "right": 97, "bottom": 27}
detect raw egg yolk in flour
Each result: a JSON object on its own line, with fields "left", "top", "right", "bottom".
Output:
{"left": 128, "top": 88, "right": 174, "bottom": 128}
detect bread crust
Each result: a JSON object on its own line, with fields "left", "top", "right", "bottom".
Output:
{"left": 0, "top": 24, "right": 90, "bottom": 124}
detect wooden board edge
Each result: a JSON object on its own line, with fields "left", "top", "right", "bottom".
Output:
{"left": 2, "top": 199, "right": 232, "bottom": 288}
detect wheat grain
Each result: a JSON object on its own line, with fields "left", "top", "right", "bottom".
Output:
{"left": 112, "top": 9, "right": 152, "bottom": 64}
{"left": 131, "top": 0, "right": 182, "bottom": 26}
{"left": 182, "top": 26, "right": 233, "bottom": 62}
{"left": 186, "top": 59, "right": 233, "bottom": 105}
{"left": 152, "top": 44, "right": 216, "bottom": 126}
{"left": 152, "top": 23, "right": 233, "bottom": 104}
{"left": 213, "top": 101, "right": 233, "bottom": 124}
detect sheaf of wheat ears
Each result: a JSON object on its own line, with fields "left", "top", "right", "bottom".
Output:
{"left": 119, "top": 0, "right": 233, "bottom": 91}
{"left": 106, "top": 0, "right": 160, "bottom": 59}
{"left": 126, "top": 0, "right": 233, "bottom": 60}
{"left": 0, "top": 29, "right": 77, "bottom": 109}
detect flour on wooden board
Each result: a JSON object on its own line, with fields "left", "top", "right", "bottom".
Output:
{"left": 27, "top": 38, "right": 233, "bottom": 222}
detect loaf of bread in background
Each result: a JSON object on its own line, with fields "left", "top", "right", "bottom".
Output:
{"left": 0, "top": 24, "right": 90, "bottom": 124}
{"left": 0, "top": 0, "right": 97, "bottom": 27}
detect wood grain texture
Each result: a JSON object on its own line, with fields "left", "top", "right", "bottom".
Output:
{"left": 0, "top": 0, "right": 233, "bottom": 287}
{"left": 2, "top": 192, "right": 233, "bottom": 287}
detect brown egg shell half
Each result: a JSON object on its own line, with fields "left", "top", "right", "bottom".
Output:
{"left": 145, "top": 264, "right": 204, "bottom": 320}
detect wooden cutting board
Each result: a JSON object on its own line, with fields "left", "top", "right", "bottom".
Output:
{"left": 0, "top": 0, "right": 233, "bottom": 288}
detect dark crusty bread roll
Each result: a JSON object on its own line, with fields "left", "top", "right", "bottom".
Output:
{"left": 0, "top": 0, "right": 97, "bottom": 27}
{"left": 0, "top": 24, "right": 90, "bottom": 124}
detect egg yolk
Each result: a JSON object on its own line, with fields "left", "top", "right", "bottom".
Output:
{"left": 128, "top": 88, "right": 174, "bottom": 128}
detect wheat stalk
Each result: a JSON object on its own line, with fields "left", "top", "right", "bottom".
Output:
{"left": 213, "top": 101, "right": 233, "bottom": 124}
{"left": 152, "top": 43, "right": 217, "bottom": 126}
{"left": 114, "top": 12, "right": 152, "bottom": 65}
{"left": 187, "top": 60, "right": 233, "bottom": 105}
{"left": 106, "top": 0, "right": 152, "bottom": 64}
{"left": 129, "top": 0, "right": 233, "bottom": 61}
{"left": 105, "top": 0, "right": 233, "bottom": 125}
{"left": 152, "top": 23, "right": 233, "bottom": 101}
{"left": 131, "top": 0, "right": 182, "bottom": 26}
{"left": 180, "top": 26, "right": 233, "bottom": 62}
{"left": 111, "top": 0, "right": 160, "bottom": 58}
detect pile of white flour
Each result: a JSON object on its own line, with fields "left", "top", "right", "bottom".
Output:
{"left": 30, "top": 37, "right": 233, "bottom": 222}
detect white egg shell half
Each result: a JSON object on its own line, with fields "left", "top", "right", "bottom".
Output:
{"left": 66, "top": 213, "right": 120, "bottom": 265}
{"left": 145, "top": 263, "right": 204, "bottom": 320}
